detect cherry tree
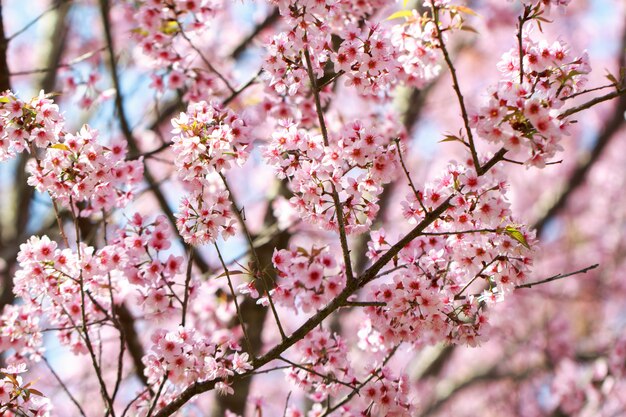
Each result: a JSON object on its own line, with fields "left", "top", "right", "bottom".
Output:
{"left": 0, "top": 0, "right": 625, "bottom": 416}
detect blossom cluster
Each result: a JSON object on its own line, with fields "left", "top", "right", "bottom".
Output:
{"left": 7, "top": 213, "right": 183, "bottom": 357}
{"left": 12, "top": 236, "right": 112, "bottom": 355}
{"left": 0, "top": 91, "right": 64, "bottom": 162}
{"left": 0, "top": 304, "right": 43, "bottom": 366}
{"left": 142, "top": 326, "right": 251, "bottom": 393}
{"left": 287, "top": 329, "right": 355, "bottom": 402}
{"left": 126, "top": 0, "right": 228, "bottom": 101}
{"left": 108, "top": 213, "right": 186, "bottom": 317}
{"left": 27, "top": 125, "right": 143, "bottom": 215}
{"left": 263, "top": 0, "right": 443, "bottom": 107}
{"left": 256, "top": 246, "right": 345, "bottom": 313}
{"left": 389, "top": 11, "right": 442, "bottom": 88}
{"left": 264, "top": 119, "right": 401, "bottom": 233}
{"left": 287, "top": 329, "right": 414, "bottom": 416}
{"left": 471, "top": 30, "right": 590, "bottom": 167}
{"left": 170, "top": 101, "right": 250, "bottom": 245}
{"left": 365, "top": 160, "right": 535, "bottom": 346}
{"left": 331, "top": 23, "right": 400, "bottom": 96}
{"left": 175, "top": 186, "right": 237, "bottom": 246}
{"left": 171, "top": 101, "right": 251, "bottom": 184}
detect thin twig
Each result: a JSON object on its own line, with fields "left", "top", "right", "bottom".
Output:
{"left": 121, "top": 388, "right": 150, "bottom": 417}
{"left": 561, "top": 82, "right": 619, "bottom": 101}
{"left": 214, "top": 242, "right": 254, "bottom": 355}
{"left": 558, "top": 88, "right": 626, "bottom": 119}
{"left": 177, "top": 24, "right": 236, "bottom": 94}
{"left": 220, "top": 173, "right": 287, "bottom": 341}
{"left": 278, "top": 356, "right": 357, "bottom": 390}
{"left": 431, "top": 4, "right": 481, "bottom": 174}
{"left": 282, "top": 391, "right": 292, "bottom": 417}
{"left": 103, "top": 210, "right": 127, "bottom": 405}
{"left": 69, "top": 200, "right": 115, "bottom": 416}
{"left": 303, "top": 46, "right": 355, "bottom": 282}
{"left": 321, "top": 345, "right": 399, "bottom": 416}
{"left": 516, "top": 5, "right": 532, "bottom": 85}
{"left": 342, "top": 301, "right": 386, "bottom": 308}
{"left": 180, "top": 247, "right": 194, "bottom": 327}
{"left": 9, "top": 47, "right": 106, "bottom": 76}
{"left": 41, "top": 356, "right": 88, "bottom": 417}
{"left": 396, "top": 138, "right": 428, "bottom": 213}
{"left": 130, "top": 68, "right": 263, "bottom": 160}
{"left": 516, "top": 264, "right": 599, "bottom": 289}
{"left": 146, "top": 376, "right": 168, "bottom": 417}
{"left": 7, "top": 0, "right": 71, "bottom": 41}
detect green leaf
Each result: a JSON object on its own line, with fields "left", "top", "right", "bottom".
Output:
{"left": 0, "top": 96, "right": 9, "bottom": 103}
{"left": 440, "top": 134, "right": 461, "bottom": 143}
{"left": 605, "top": 70, "right": 618, "bottom": 85}
{"left": 460, "top": 25, "right": 479, "bottom": 34}
{"left": 386, "top": 10, "right": 413, "bottom": 21}
{"left": 504, "top": 226, "right": 530, "bottom": 249}
{"left": 26, "top": 388, "right": 45, "bottom": 397}
{"left": 4, "top": 373, "right": 19, "bottom": 386}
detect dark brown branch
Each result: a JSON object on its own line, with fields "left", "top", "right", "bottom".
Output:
{"left": 558, "top": 88, "right": 626, "bottom": 120}
{"left": 180, "top": 248, "right": 194, "bottom": 327}
{"left": 0, "top": 3, "right": 10, "bottom": 91}
{"left": 341, "top": 301, "right": 386, "bottom": 308}
{"left": 515, "top": 264, "right": 598, "bottom": 289}
{"left": 99, "top": 0, "right": 133, "bottom": 142}
{"left": 153, "top": 196, "right": 453, "bottom": 417}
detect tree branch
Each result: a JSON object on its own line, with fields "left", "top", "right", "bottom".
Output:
{"left": 515, "top": 264, "right": 598, "bottom": 289}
